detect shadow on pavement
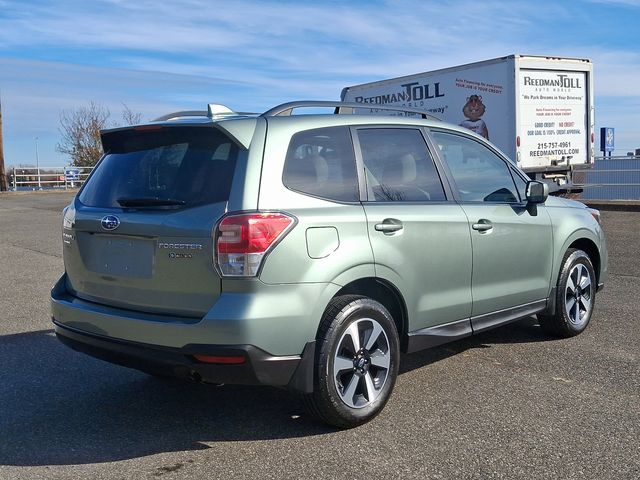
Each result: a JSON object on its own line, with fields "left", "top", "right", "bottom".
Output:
{"left": 400, "top": 316, "right": 555, "bottom": 374}
{"left": 0, "top": 329, "right": 333, "bottom": 466}
{"left": 0, "top": 317, "right": 553, "bottom": 466}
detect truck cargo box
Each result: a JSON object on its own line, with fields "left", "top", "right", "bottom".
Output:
{"left": 341, "top": 55, "right": 595, "bottom": 191}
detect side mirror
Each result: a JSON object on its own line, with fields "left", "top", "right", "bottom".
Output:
{"left": 526, "top": 181, "right": 548, "bottom": 204}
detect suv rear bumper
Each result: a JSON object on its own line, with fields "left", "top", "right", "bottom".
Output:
{"left": 54, "top": 320, "right": 316, "bottom": 392}
{"left": 51, "top": 273, "right": 334, "bottom": 351}
{"left": 50, "top": 274, "right": 330, "bottom": 392}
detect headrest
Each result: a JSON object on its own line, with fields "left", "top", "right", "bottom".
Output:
{"left": 400, "top": 154, "right": 417, "bottom": 182}
{"left": 308, "top": 154, "right": 329, "bottom": 183}
{"left": 384, "top": 153, "right": 417, "bottom": 183}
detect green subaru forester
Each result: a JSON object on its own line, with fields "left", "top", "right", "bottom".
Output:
{"left": 51, "top": 101, "right": 607, "bottom": 428}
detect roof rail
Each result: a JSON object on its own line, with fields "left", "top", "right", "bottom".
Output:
{"left": 153, "top": 101, "right": 440, "bottom": 123}
{"left": 261, "top": 101, "right": 441, "bottom": 120}
{"left": 153, "top": 110, "right": 207, "bottom": 122}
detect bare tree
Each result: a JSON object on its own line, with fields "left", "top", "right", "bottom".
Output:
{"left": 57, "top": 102, "right": 110, "bottom": 167}
{"left": 122, "top": 103, "right": 143, "bottom": 125}
{"left": 57, "top": 102, "right": 143, "bottom": 167}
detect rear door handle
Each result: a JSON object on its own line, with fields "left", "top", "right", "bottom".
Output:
{"left": 375, "top": 218, "right": 403, "bottom": 234}
{"left": 472, "top": 219, "right": 493, "bottom": 232}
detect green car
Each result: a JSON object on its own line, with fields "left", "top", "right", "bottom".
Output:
{"left": 51, "top": 101, "right": 607, "bottom": 428}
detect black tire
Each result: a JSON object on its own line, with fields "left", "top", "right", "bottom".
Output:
{"left": 538, "top": 248, "right": 596, "bottom": 338}
{"left": 303, "top": 295, "right": 400, "bottom": 428}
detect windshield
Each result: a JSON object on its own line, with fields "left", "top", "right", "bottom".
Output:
{"left": 79, "top": 126, "right": 240, "bottom": 208}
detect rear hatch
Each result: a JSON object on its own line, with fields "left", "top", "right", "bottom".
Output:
{"left": 63, "top": 124, "right": 245, "bottom": 317}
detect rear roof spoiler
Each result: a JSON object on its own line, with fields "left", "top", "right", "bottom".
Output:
{"left": 153, "top": 104, "right": 258, "bottom": 122}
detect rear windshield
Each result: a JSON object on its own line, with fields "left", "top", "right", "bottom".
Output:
{"left": 79, "top": 126, "right": 240, "bottom": 208}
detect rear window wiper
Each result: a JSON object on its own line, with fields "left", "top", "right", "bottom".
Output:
{"left": 116, "top": 197, "right": 187, "bottom": 207}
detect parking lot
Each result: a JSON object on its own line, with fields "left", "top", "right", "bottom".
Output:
{"left": 0, "top": 191, "right": 638, "bottom": 480}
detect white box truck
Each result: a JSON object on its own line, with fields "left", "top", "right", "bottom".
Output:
{"left": 341, "top": 54, "right": 595, "bottom": 192}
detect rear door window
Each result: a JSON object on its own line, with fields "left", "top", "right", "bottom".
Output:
{"left": 79, "top": 126, "right": 239, "bottom": 208}
{"left": 282, "top": 126, "right": 358, "bottom": 202}
{"left": 357, "top": 128, "right": 446, "bottom": 202}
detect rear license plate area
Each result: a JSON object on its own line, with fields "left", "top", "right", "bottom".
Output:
{"left": 80, "top": 234, "right": 154, "bottom": 278}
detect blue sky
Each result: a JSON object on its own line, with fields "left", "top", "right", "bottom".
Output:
{"left": 1, "top": 0, "right": 639, "bottom": 167}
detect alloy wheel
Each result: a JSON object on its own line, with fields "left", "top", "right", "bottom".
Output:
{"left": 564, "top": 262, "right": 593, "bottom": 328}
{"left": 333, "top": 318, "right": 391, "bottom": 409}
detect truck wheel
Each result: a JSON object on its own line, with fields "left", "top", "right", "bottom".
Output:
{"left": 538, "top": 248, "right": 596, "bottom": 338}
{"left": 304, "top": 295, "right": 399, "bottom": 428}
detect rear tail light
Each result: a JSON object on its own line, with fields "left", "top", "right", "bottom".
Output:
{"left": 215, "top": 212, "right": 295, "bottom": 277}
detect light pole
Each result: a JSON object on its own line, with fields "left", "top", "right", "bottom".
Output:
{"left": 35, "top": 136, "right": 41, "bottom": 190}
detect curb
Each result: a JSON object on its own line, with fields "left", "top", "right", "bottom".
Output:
{"left": 582, "top": 200, "right": 640, "bottom": 212}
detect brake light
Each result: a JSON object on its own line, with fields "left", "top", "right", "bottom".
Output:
{"left": 215, "top": 212, "right": 295, "bottom": 277}
{"left": 193, "top": 354, "right": 246, "bottom": 364}
{"left": 134, "top": 125, "right": 163, "bottom": 131}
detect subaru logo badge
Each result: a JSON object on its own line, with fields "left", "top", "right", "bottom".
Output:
{"left": 101, "top": 215, "right": 120, "bottom": 231}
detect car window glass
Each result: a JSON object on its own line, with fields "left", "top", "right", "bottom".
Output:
{"left": 282, "top": 126, "right": 358, "bottom": 202}
{"left": 510, "top": 168, "right": 528, "bottom": 202}
{"left": 79, "top": 127, "right": 239, "bottom": 208}
{"left": 357, "top": 128, "right": 446, "bottom": 202}
{"left": 432, "top": 131, "right": 519, "bottom": 203}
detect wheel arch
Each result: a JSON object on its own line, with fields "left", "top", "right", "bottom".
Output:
{"left": 567, "top": 237, "right": 601, "bottom": 285}
{"left": 332, "top": 277, "right": 410, "bottom": 352}
{"left": 543, "top": 234, "right": 601, "bottom": 318}
{"left": 553, "top": 228, "right": 600, "bottom": 283}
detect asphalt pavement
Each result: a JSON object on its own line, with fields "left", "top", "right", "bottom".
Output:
{"left": 0, "top": 191, "right": 638, "bottom": 480}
